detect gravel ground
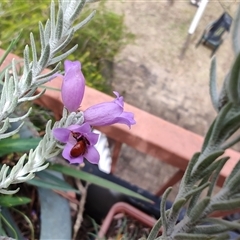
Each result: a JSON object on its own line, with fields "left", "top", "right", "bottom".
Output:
{"left": 102, "top": 1, "right": 239, "bottom": 200}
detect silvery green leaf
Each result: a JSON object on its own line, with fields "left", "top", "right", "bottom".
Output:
{"left": 30, "top": 33, "right": 38, "bottom": 71}
{"left": 207, "top": 102, "right": 232, "bottom": 146}
{"left": 218, "top": 72, "right": 230, "bottom": 111}
{"left": 23, "top": 45, "right": 30, "bottom": 72}
{"left": 0, "top": 118, "right": 10, "bottom": 133}
{"left": 39, "top": 21, "right": 46, "bottom": 51}
{"left": 187, "top": 175, "right": 209, "bottom": 215}
{"left": 72, "top": 10, "right": 96, "bottom": 32}
{"left": 51, "top": 29, "right": 74, "bottom": 56}
{"left": 174, "top": 233, "right": 214, "bottom": 240}
{"left": 0, "top": 122, "right": 24, "bottom": 140}
{"left": 18, "top": 89, "right": 45, "bottom": 103}
{"left": 49, "top": 44, "right": 78, "bottom": 65}
{"left": 0, "top": 188, "right": 20, "bottom": 195}
{"left": 7, "top": 108, "right": 32, "bottom": 122}
{"left": 161, "top": 187, "right": 172, "bottom": 236}
{"left": 55, "top": 8, "right": 64, "bottom": 40}
{"left": 207, "top": 157, "right": 228, "bottom": 196}
{"left": 179, "top": 152, "right": 200, "bottom": 187}
{"left": 147, "top": 217, "right": 162, "bottom": 240}
{"left": 217, "top": 110, "right": 240, "bottom": 144}
{"left": 223, "top": 160, "right": 240, "bottom": 187}
{"left": 202, "top": 218, "right": 240, "bottom": 231}
{"left": 166, "top": 198, "right": 186, "bottom": 236}
{"left": 69, "top": 0, "right": 86, "bottom": 22}
{"left": 227, "top": 52, "right": 240, "bottom": 103}
{"left": 193, "top": 224, "right": 232, "bottom": 235}
{"left": 209, "top": 57, "right": 219, "bottom": 111}
{"left": 212, "top": 198, "right": 240, "bottom": 211}
{"left": 221, "top": 134, "right": 240, "bottom": 149}
{"left": 50, "top": 0, "right": 55, "bottom": 40}
{"left": 35, "top": 62, "right": 60, "bottom": 81}
{"left": 44, "top": 19, "right": 51, "bottom": 43}
{"left": 184, "top": 182, "right": 210, "bottom": 199}
{"left": 188, "top": 197, "right": 210, "bottom": 221}
{"left": 38, "top": 44, "right": 51, "bottom": 69}
{"left": 192, "top": 150, "right": 224, "bottom": 175}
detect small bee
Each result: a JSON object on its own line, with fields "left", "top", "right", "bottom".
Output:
{"left": 70, "top": 132, "right": 90, "bottom": 157}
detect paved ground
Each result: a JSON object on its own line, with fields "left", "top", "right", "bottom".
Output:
{"left": 102, "top": 1, "right": 238, "bottom": 200}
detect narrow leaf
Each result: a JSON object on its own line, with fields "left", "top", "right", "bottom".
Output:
{"left": 188, "top": 197, "right": 210, "bottom": 221}
{"left": 0, "top": 196, "right": 31, "bottom": 207}
{"left": 209, "top": 56, "right": 219, "bottom": 111}
{"left": 207, "top": 157, "right": 228, "bottom": 197}
{"left": 228, "top": 52, "right": 240, "bottom": 103}
{"left": 48, "top": 164, "right": 151, "bottom": 202}
{"left": 211, "top": 198, "right": 240, "bottom": 211}
{"left": 160, "top": 187, "right": 172, "bottom": 236}
{"left": 0, "top": 138, "right": 40, "bottom": 157}
{"left": 223, "top": 160, "right": 240, "bottom": 187}
{"left": 175, "top": 233, "right": 214, "bottom": 240}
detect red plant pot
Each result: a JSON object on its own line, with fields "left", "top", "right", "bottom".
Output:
{"left": 97, "top": 202, "right": 160, "bottom": 239}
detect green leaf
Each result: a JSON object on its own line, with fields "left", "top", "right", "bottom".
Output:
{"left": 0, "top": 196, "right": 31, "bottom": 207}
{"left": 48, "top": 163, "right": 151, "bottom": 202}
{"left": 1, "top": 208, "right": 24, "bottom": 240}
{"left": 0, "top": 137, "right": 41, "bottom": 157}
{"left": 192, "top": 150, "right": 224, "bottom": 176}
{"left": 0, "top": 31, "right": 22, "bottom": 67}
{"left": 211, "top": 198, "right": 240, "bottom": 211}
{"left": 207, "top": 102, "right": 232, "bottom": 146}
{"left": 223, "top": 160, "right": 240, "bottom": 187}
{"left": 175, "top": 233, "right": 223, "bottom": 240}
{"left": 188, "top": 197, "right": 210, "bottom": 221}
{"left": 228, "top": 52, "right": 240, "bottom": 103}
{"left": 209, "top": 56, "right": 219, "bottom": 112}
{"left": 27, "top": 171, "right": 79, "bottom": 193}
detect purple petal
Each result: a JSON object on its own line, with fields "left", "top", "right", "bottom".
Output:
{"left": 67, "top": 123, "right": 91, "bottom": 134}
{"left": 84, "top": 146, "right": 100, "bottom": 164}
{"left": 62, "top": 143, "right": 74, "bottom": 160}
{"left": 53, "top": 128, "right": 71, "bottom": 143}
{"left": 68, "top": 156, "right": 84, "bottom": 164}
{"left": 113, "top": 91, "right": 124, "bottom": 108}
{"left": 64, "top": 60, "right": 81, "bottom": 71}
{"left": 85, "top": 131, "right": 99, "bottom": 145}
{"left": 84, "top": 102, "right": 122, "bottom": 126}
{"left": 61, "top": 60, "right": 85, "bottom": 112}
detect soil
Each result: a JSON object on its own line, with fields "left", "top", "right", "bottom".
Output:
{"left": 102, "top": 1, "right": 239, "bottom": 200}
{"left": 106, "top": 213, "right": 152, "bottom": 240}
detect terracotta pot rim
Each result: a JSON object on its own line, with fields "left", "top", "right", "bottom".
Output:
{"left": 97, "top": 201, "right": 157, "bottom": 239}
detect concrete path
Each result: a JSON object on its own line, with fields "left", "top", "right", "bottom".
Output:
{"left": 106, "top": 1, "right": 238, "bottom": 198}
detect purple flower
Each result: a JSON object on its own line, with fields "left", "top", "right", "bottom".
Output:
{"left": 53, "top": 123, "right": 100, "bottom": 164}
{"left": 84, "top": 91, "right": 136, "bottom": 128}
{"left": 61, "top": 60, "right": 85, "bottom": 112}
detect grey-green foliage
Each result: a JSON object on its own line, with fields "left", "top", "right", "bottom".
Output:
{"left": 148, "top": 4, "right": 240, "bottom": 240}
{"left": 0, "top": 0, "right": 95, "bottom": 194}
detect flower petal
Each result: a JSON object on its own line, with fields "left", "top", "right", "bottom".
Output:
{"left": 84, "top": 146, "right": 100, "bottom": 164}
{"left": 68, "top": 155, "right": 84, "bottom": 164}
{"left": 61, "top": 60, "right": 85, "bottom": 112}
{"left": 84, "top": 102, "right": 122, "bottom": 126}
{"left": 62, "top": 143, "right": 74, "bottom": 161}
{"left": 67, "top": 123, "right": 91, "bottom": 133}
{"left": 85, "top": 131, "right": 99, "bottom": 145}
{"left": 53, "top": 128, "right": 71, "bottom": 143}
